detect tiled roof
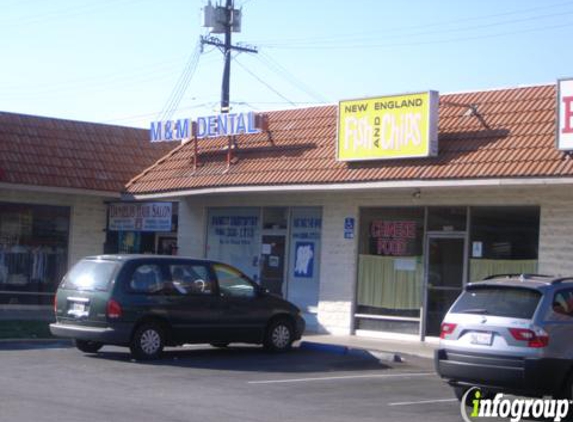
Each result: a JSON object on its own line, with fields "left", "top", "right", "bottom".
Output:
{"left": 0, "top": 112, "right": 175, "bottom": 193}
{"left": 125, "top": 84, "right": 569, "bottom": 195}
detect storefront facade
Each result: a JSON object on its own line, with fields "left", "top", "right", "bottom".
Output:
{"left": 136, "top": 184, "right": 567, "bottom": 337}
{"left": 0, "top": 112, "right": 173, "bottom": 313}
{"left": 125, "top": 82, "right": 573, "bottom": 339}
{"left": 104, "top": 201, "right": 179, "bottom": 255}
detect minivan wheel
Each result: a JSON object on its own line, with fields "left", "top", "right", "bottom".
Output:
{"left": 130, "top": 323, "right": 165, "bottom": 361}
{"left": 74, "top": 339, "right": 103, "bottom": 354}
{"left": 263, "top": 319, "right": 294, "bottom": 352}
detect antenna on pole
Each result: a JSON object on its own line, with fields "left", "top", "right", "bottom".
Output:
{"left": 201, "top": 0, "right": 258, "bottom": 114}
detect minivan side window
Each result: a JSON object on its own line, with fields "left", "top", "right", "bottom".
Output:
{"left": 552, "top": 289, "right": 573, "bottom": 317}
{"left": 169, "top": 264, "right": 212, "bottom": 295}
{"left": 129, "top": 264, "right": 166, "bottom": 294}
{"left": 213, "top": 264, "right": 256, "bottom": 298}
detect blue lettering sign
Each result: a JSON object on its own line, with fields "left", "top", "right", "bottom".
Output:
{"left": 235, "top": 113, "right": 247, "bottom": 134}
{"left": 164, "top": 121, "right": 173, "bottom": 140}
{"left": 150, "top": 121, "right": 163, "bottom": 142}
{"left": 207, "top": 116, "right": 217, "bottom": 137}
{"left": 197, "top": 117, "right": 207, "bottom": 138}
{"left": 247, "top": 111, "right": 257, "bottom": 134}
{"left": 175, "top": 119, "right": 190, "bottom": 139}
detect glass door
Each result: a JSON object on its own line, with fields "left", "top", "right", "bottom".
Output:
{"left": 424, "top": 236, "right": 466, "bottom": 337}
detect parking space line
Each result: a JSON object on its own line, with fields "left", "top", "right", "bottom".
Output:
{"left": 388, "top": 398, "right": 458, "bottom": 406}
{"left": 247, "top": 372, "right": 434, "bottom": 384}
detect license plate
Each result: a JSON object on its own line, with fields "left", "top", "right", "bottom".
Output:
{"left": 71, "top": 303, "right": 85, "bottom": 312}
{"left": 470, "top": 332, "right": 493, "bottom": 346}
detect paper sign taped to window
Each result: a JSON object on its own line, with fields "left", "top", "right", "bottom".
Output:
{"left": 394, "top": 258, "right": 417, "bottom": 272}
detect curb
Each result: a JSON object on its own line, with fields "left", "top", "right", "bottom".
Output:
{"left": 0, "top": 338, "right": 72, "bottom": 346}
{"left": 298, "top": 341, "right": 402, "bottom": 363}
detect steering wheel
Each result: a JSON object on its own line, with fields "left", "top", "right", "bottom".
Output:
{"left": 194, "top": 279, "right": 206, "bottom": 293}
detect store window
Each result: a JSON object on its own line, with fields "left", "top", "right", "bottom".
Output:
{"left": 0, "top": 202, "right": 70, "bottom": 304}
{"left": 206, "top": 208, "right": 261, "bottom": 282}
{"left": 356, "top": 207, "right": 424, "bottom": 333}
{"left": 469, "top": 206, "right": 539, "bottom": 282}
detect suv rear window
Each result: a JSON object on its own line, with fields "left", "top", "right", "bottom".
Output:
{"left": 62, "top": 259, "right": 119, "bottom": 291}
{"left": 450, "top": 286, "right": 542, "bottom": 319}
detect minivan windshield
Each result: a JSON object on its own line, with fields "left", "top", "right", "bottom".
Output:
{"left": 450, "top": 286, "right": 542, "bottom": 319}
{"left": 62, "top": 259, "right": 119, "bottom": 291}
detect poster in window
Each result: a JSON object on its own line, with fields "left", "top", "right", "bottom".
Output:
{"left": 294, "top": 241, "right": 314, "bottom": 278}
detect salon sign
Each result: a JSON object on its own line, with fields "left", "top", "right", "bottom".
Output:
{"left": 108, "top": 202, "right": 172, "bottom": 232}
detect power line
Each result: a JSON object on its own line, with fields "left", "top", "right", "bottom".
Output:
{"left": 232, "top": 56, "right": 297, "bottom": 106}
{"left": 260, "top": 20, "right": 573, "bottom": 50}
{"left": 246, "top": 0, "right": 573, "bottom": 47}
{"left": 256, "top": 52, "right": 329, "bottom": 103}
{"left": 156, "top": 39, "right": 203, "bottom": 122}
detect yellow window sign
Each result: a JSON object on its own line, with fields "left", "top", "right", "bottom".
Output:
{"left": 337, "top": 91, "right": 439, "bottom": 161}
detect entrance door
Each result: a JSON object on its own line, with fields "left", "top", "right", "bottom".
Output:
{"left": 260, "top": 235, "right": 286, "bottom": 296}
{"left": 425, "top": 236, "right": 466, "bottom": 337}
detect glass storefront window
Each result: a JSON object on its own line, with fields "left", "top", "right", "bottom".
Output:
{"left": 206, "top": 208, "right": 261, "bottom": 282}
{"left": 0, "top": 202, "right": 70, "bottom": 304}
{"left": 469, "top": 206, "right": 540, "bottom": 282}
{"left": 357, "top": 207, "right": 424, "bottom": 319}
{"left": 427, "top": 207, "right": 467, "bottom": 232}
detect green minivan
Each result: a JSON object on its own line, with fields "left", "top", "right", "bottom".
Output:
{"left": 50, "top": 255, "right": 305, "bottom": 360}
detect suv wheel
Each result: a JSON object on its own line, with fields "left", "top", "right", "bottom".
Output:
{"left": 74, "top": 339, "right": 103, "bottom": 354}
{"left": 130, "top": 323, "right": 165, "bottom": 361}
{"left": 263, "top": 318, "right": 294, "bottom": 352}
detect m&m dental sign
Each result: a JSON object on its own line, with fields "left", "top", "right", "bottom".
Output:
{"left": 150, "top": 111, "right": 260, "bottom": 142}
{"left": 558, "top": 78, "right": 573, "bottom": 151}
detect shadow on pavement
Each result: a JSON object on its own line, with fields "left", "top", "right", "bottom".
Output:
{"left": 0, "top": 340, "right": 73, "bottom": 350}
{"left": 86, "top": 345, "right": 393, "bottom": 373}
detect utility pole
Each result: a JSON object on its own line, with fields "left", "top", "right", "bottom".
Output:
{"left": 201, "top": 0, "right": 258, "bottom": 114}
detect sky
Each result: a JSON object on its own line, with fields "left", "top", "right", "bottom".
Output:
{"left": 2, "top": 0, "right": 573, "bottom": 129}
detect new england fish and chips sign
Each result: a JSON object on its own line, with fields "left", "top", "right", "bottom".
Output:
{"left": 337, "top": 91, "right": 439, "bottom": 161}
{"left": 108, "top": 202, "right": 173, "bottom": 232}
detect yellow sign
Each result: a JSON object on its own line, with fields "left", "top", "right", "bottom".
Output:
{"left": 337, "top": 91, "right": 439, "bottom": 161}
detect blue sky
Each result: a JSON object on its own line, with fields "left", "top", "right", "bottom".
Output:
{"left": 2, "top": 0, "right": 573, "bottom": 128}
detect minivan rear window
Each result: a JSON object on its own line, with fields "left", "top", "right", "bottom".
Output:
{"left": 62, "top": 260, "right": 119, "bottom": 291}
{"left": 450, "top": 286, "right": 542, "bottom": 319}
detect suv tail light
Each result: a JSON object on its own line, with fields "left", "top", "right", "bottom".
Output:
{"left": 106, "top": 299, "right": 123, "bottom": 319}
{"left": 53, "top": 295, "right": 57, "bottom": 314}
{"left": 440, "top": 322, "right": 457, "bottom": 339}
{"left": 509, "top": 327, "right": 549, "bottom": 348}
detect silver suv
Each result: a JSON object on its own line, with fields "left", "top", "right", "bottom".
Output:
{"left": 435, "top": 274, "right": 573, "bottom": 400}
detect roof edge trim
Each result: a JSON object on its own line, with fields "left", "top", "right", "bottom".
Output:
{"left": 125, "top": 177, "right": 573, "bottom": 200}
{"left": 0, "top": 182, "right": 121, "bottom": 198}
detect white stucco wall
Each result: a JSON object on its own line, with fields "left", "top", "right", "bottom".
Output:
{"left": 170, "top": 184, "right": 573, "bottom": 335}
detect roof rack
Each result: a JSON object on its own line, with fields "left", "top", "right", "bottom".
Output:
{"left": 482, "top": 273, "right": 553, "bottom": 281}
{"left": 550, "top": 277, "right": 573, "bottom": 285}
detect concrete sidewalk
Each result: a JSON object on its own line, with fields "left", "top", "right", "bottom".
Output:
{"left": 299, "top": 334, "right": 437, "bottom": 360}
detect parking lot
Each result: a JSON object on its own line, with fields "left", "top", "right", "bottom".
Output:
{"left": 0, "top": 341, "right": 463, "bottom": 422}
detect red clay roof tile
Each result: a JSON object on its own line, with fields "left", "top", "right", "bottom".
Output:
{"left": 0, "top": 112, "right": 175, "bottom": 192}
{"left": 124, "top": 84, "right": 573, "bottom": 195}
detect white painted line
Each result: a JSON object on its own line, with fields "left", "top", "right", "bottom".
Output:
{"left": 388, "top": 398, "right": 458, "bottom": 406}
{"left": 248, "top": 372, "right": 434, "bottom": 385}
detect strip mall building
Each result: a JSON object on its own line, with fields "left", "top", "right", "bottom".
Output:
{"left": 124, "top": 82, "right": 573, "bottom": 339}
{"left": 3, "top": 81, "right": 573, "bottom": 340}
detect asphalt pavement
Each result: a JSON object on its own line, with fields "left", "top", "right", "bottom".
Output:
{"left": 0, "top": 340, "right": 463, "bottom": 422}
